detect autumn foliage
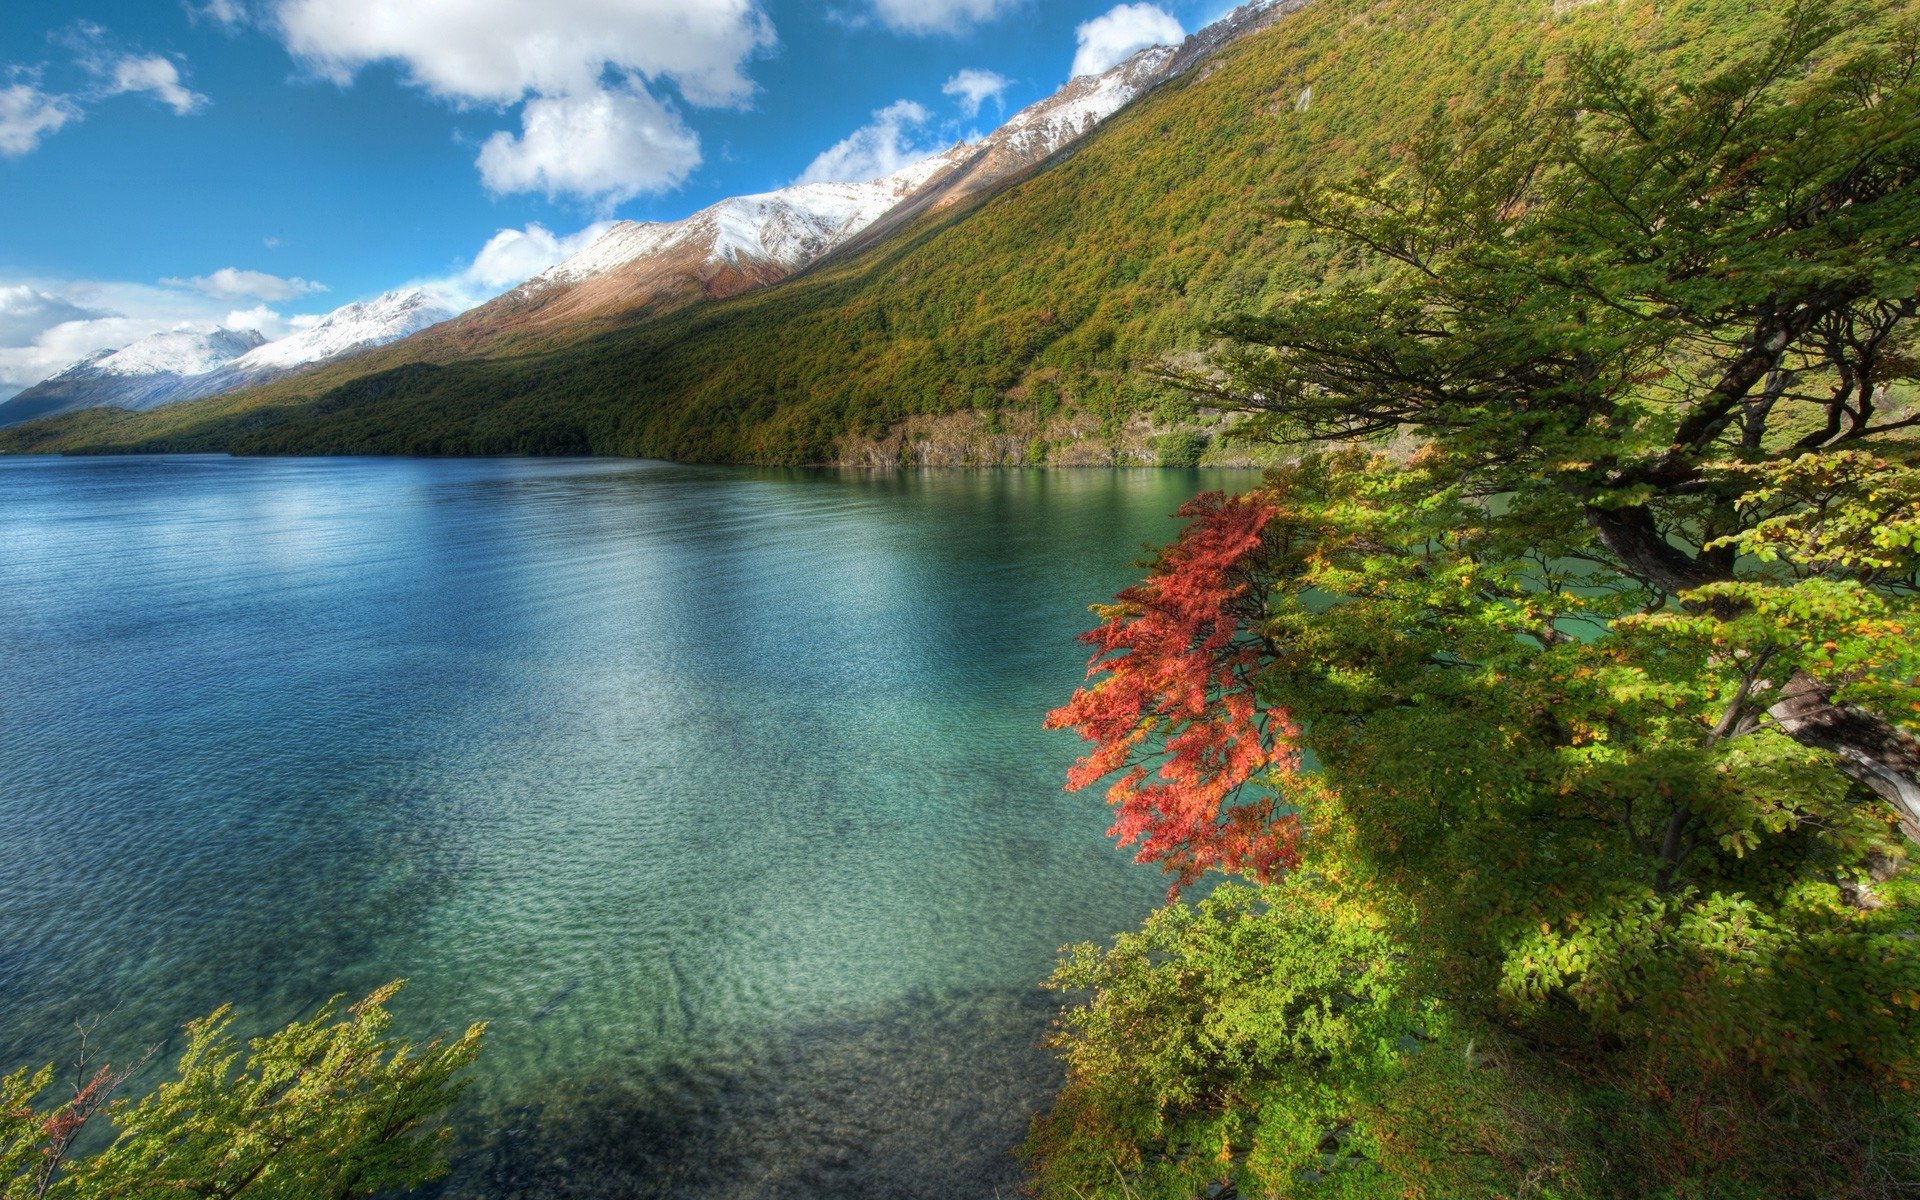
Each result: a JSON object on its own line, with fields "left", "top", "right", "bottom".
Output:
{"left": 1046, "top": 490, "right": 1300, "bottom": 889}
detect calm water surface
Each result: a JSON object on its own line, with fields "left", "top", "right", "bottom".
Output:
{"left": 0, "top": 456, "right": 1257, "bottom": 1198}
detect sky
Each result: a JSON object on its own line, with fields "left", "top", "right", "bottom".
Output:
{"left": 0, "top": 0, "right": 1228, "bottom": 397}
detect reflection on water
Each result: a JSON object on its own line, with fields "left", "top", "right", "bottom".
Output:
{"left": 0, "top": 456, "right": 1258, "bottom": 1198}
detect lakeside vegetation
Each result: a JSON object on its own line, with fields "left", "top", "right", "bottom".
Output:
{"left": 1032, "top": 4, "right": 1920, "bottom": 1195}
{"left": 1, "top": 985, "right": 481, "bottom": 1198}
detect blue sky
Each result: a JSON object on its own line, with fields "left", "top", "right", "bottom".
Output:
{"left": 0, "top": 0, "right": 1224, "bottom": 394}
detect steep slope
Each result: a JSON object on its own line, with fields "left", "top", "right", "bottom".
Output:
{"left": 442, "top": 160, "right": 956, "bottom": 342}
{"left": 0, "top": 0, "right": 1788, "bottom": 461}
{"left": 0, "top": 328, "right": 264, "bottom": 427}
{"left": 0, "top": 288, "right": 453, "bottom": 429}
{"left": 399, "top": 42, "right": 1192, "bottom": 352}
{"left": 832, "top": 40, "right": 1190, "bottom": 257}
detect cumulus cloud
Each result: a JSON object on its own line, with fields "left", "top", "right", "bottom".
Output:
{"left": 1070, "top": 2, "right": 1182, "bottom": 78}
{"left": 398, "top": 221, "right": 618, "bottom": 314}
{"left": 272, "top": 0, "right": 772, "bottom": 107}
{"left": 161, "top": 267, "right": 328, "bottom": 302}
{"left": 942, "top": 68, "right": 1009, "bottom": 118}
{"left": 463, "top": 222, "right": 613, "bottom": 290}
{"left": 267, "top": 0, "right": 769, "bottom": 202}
{"left": 476, "top": 83, "right": 701, "bottom": 206}
{"left": 0, "top": 84, "right": 81, "bottom": 156}
{"left": 869, "top": 0, "right": 1019, "bottom": 35}
{"left": 105, "top": 55, "right": 207, "bottom": 114}
{"left": 222, "top": 305, "right": 307, "bottom": 338}
{"left": 799, "top": 99, "right": 941, "bottom": 184}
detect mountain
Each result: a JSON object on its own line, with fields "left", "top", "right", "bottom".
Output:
{"left": 199, "top": 287, "right": 454, "bottom": 392}
{"left": 0, "top": 328, "right": 265, "bottom": 427}
{"left": 412, "top": 42, "right": 1195, "bottom": 349}
{"left": 0, "top": 288, "right": 453, "bottom": 429}
{"left": 0, "top": 0, "right": 1784, "bottom": 462}
{"left": 445, "top": 158, "right": 957, "bottom": 341}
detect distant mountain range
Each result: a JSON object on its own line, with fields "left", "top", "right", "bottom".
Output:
{"left": 0, "top": 288, "right": 452, "bottom": 428}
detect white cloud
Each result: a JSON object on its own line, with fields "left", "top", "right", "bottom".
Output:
{"left": 222, "top": 305, "right": 303, "bottom": 338}
{"left": 401, "top": 221, "right": 617, "bottom": 313}
{"left": 1070, "top": 3, "right": 1181, "bottom": 78}
{"left": 942, "top": 68, "right": 1009, "bottom": 118}
{"left": 1, "top": 28, "right": 209, "bottom": 159}
{"left": 476, "top": 83, "right": 701, "bottom": 206}
{"left": 0, "top": 285, "right": 105, "bottom": 347}
{"left": 799, "top": 99, "right": 939, "bottom": 184}
{"left": 189, "top": 0, "right": 249, "bottom": 28}
{"left": 106, "top": 55, "right": 207, "bottom": 114}
{"left": 267, "top": 0, "right": 770, "bottom": 203}
{"left": 0, "top": 84, "right": 81, "bottom": 156}
{"left": 272, "top": 0, "right": 773, "bottom": 107}
{"left": 463, "top": 222, "right": 613, "bottom": 290}
{"left": 869, "top": 0, "right": 1019, "bottom": 35}
{"left": 161, "top": 267, "right": 328, "bottom": 302}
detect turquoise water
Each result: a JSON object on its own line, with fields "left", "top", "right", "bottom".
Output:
{"left": 0, "top": 455, "right": 1255, "bottom": 1198}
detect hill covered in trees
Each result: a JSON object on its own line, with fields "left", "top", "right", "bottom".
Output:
{"left": 0, "top": 0, "right": 1802, "bottom": 465}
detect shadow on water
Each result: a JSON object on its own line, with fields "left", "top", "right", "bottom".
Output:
{"left": 437, "top": 986, "right": 1059, "bottom": 1200}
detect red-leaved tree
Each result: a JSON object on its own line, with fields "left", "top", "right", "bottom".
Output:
{"left": 1046, "top": 490, "right": 1300, "bottom": 891}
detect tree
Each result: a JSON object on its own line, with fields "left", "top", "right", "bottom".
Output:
{"left": 1035, "top": 4, "right": 1920, "bottom": 1196}
{"left": 0, "top": 984, "right": 483, "bottom": 1200}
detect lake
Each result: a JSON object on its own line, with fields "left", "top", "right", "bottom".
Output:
{"left": 0, "top": 455, "right": 1256, "bottom": 1199}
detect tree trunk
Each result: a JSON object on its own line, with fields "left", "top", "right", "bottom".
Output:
{"left": 1769, "top": 671, "right": 1920, "bottom": 843}
{"left": 1587, "top": 503, "right": 1920, "bottom": 842}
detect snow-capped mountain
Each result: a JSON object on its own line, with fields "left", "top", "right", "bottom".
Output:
{"left": 0, "top": 327, "right": 265, "bottom": 427}
{"left": 533, "top": 165, "right": 953, "bottom": 293}
{"left": 448, "top": 157, "right": 958, "bottom": 338}
{"left": 0, "top": 288, "right": 454, "bottom": 428}
{"left": 227, "top": 288, "right": 452, "bottom": 374}
{"left": 83, "top": 327, "right": 266, "bottom": 379}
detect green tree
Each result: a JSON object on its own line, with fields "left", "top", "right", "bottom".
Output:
{"left": 0, "top": 983, "right": 483, "bottom": 1199}
{"left": 1035, "top": 4, "right": 1920, "bottom": 1196}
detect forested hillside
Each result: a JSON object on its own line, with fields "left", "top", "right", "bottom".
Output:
{"left": 0, "top": 0, "right": 1797, "bottom": 462}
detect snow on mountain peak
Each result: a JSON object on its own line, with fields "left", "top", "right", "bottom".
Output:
{"left": 233, "top": 288, "right": 454, "bottom": 371}
{"left": 524, "top": 152, "right": 961, "bottom": 294}
{"left": 72, "top": 327, "right": 267, "bottom": 380}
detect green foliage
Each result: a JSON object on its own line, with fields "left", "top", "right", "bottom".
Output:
{"left": 0, "top": 983, "right": 483, "bottom": 1200}
{"left": 1029, "top": 878, "right": 1426, "bottom": 1199}
{"left": 1154, "top": 430, "right": 1207, "bottom": 467}
{"left": 1033, "top": 5, "right": 1920, "bottom": 1196}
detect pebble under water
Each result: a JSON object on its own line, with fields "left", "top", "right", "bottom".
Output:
{"left": 0, "top": 456, "right": 1259, "bottom": 1198}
